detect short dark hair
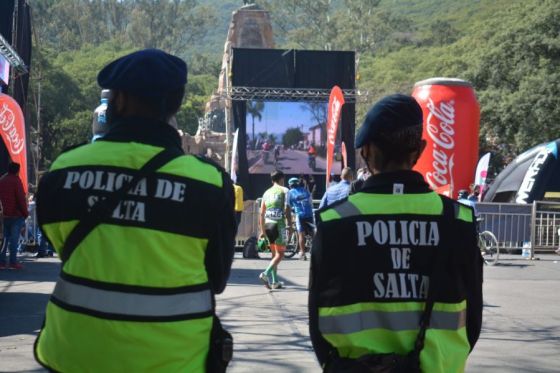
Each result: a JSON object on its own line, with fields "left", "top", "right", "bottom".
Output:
{"left": 8, "top": 162, "right": 20, "bottom": 174}
{"left": 271, "top": 170, "right": 284, "bottom": 183}
{"left": 371, "top": 125, "right": 423, "bottom": 169}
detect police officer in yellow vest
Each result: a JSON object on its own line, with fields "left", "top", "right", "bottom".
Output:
{"left": 309, "top": 94, "right": 483, "bottom": 372}
{"left": 34, "top": 49, "right": 236, "bottom": 372}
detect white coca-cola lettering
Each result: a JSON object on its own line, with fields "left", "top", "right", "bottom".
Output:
{"left": 0, "top": 103, "right": 24, "bottom": 155}
{"left": 425, "top": 98, "right": 455, "bottom": 189}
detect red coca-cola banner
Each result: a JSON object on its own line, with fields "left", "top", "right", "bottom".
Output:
{"left": 326, "top": 86, "right": 345, "bottom": 188}
{"left": 0, "top": 93, "right": 28, "bottom": 193}
{"left": 412, "top": 78, "right": 479, "bottom": 199}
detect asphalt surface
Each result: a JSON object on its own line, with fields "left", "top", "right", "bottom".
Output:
{"left": 247, "top": 149, "right": 342, "bottom": 175}
{"left": 1, "top": 252, "right": 560, "bottom": 372}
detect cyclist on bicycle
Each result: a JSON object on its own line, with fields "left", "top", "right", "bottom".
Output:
{"left": 287, "top": 177, "right": 314, "bottom": 261}
{"left": 258, "top": 171, "right": 292, "bottom": 289}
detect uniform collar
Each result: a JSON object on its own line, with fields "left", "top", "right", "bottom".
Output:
{"left": 100, "top": 116, "right": 184, "bottom": 152}
{"left": 361, "top": 170, "right": 431, "bottom": 194}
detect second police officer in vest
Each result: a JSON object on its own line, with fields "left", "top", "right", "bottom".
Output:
{"left": 34, "top": 49, "right": 235, "bottom": 372}
{"left": 309, "top": 94, "right": 483, "bottom": 372}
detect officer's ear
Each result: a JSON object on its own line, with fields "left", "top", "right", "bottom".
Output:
{"left": 411, "top": 139, "right": 427, "bottom": 167}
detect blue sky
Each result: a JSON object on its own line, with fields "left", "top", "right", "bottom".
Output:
{"left": 246, "top": 101, "right": 326, "bottom": 138}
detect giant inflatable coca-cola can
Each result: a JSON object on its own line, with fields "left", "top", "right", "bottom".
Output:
{"left": 412, "top": 78, "right": 480, "bottom": 198}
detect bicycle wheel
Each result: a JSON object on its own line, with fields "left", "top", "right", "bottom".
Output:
{"left": 284, "top": 229, "right": 298, "bottom": 258}
{"left": 479, "top": 230, "right": 499, "bottom": 265}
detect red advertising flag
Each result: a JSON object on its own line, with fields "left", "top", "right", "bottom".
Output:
{"left": 0, "top": 93, "right": 28, "bottom": 193}
{"left": 326, "top": 86, "right": 345, "bottom": 188}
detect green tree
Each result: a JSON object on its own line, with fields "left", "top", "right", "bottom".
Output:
{"left": 247, "top": 101, "right": 265, "bottom": 148}
{"left": 282, "top": 127, "right": 304, "bottom": 147}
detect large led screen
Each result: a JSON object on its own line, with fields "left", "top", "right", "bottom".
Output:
{"left": 246, "top": 101, "right": 342, "bottom": 175}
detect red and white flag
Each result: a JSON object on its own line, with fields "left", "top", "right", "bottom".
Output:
{"left": 0, "top": 93, "right": 27, "bottom": 193}
{"left": 326, "top": 86, "right": 345, "bottom": 188}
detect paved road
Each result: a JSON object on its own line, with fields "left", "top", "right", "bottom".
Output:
{"left": 248, "top": 149, "right": 341, "bottom": 175}
{"left": 1, "top": 253, "right": 560, "bottom": 372}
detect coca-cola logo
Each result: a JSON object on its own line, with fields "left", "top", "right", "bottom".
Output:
{"left": 0, "top": 103, "right": 25, "bottom": 155}
{"left": 425, "top": 98, "right": 456, "bottom": 189}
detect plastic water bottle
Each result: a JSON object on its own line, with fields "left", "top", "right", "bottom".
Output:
{"left": 521, "top": 242, "right": 531, "bottom": 258}
{"left": 92, "top": 89, "right": 111, "bottom": 141}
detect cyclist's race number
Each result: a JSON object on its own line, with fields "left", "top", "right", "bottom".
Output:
{"left": 265, "top": 208, "right": 283, "bottom": 220}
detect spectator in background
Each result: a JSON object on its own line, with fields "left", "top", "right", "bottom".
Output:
{"left": 319, "top": 167, "right": 354, "bottom": 208}
{"left": 350, "top": 167, "right": 371, "bottom": 194}
{"left": 233, "top": 181, "right": 244, "bottom": 232}
{"left": 458, "top": 189, "right": 478, "bottom": 216}
{"left": 0, "top": 162, "right": 28, "bottom": 270}
{"left": 307, "top": 175, "right": 317, "bottom": 199}
{"left": 468, "top": 184, "right": 480, "bottom": 202}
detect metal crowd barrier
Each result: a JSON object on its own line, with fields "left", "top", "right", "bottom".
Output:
{"left": 476, "top": 201, "right": 560, "bottom": 259}
{"left": 531, "top": 201, "right": 560, "bottom": 255}
{"left": 234, "top": 198, "right": 560, "bottom": 259}
{"left": 476, "top": 203, "right": 532, "bottom": 253}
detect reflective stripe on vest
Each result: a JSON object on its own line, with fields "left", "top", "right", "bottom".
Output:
{"left": 52, "top": 277, "right": 212, "bottom": 319}
{"left": 319, "top": 308, "right": 466, "bottom": 334}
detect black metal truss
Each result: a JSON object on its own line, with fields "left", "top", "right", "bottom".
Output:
{"left": 0, "top": 33, "right": 28, "bottom": 75}
{"left": 224, "top": 86, "right": 366, "bottom": 103}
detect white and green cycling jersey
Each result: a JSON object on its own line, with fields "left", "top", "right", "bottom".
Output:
{"left": 262, "top": 184, "right": 289, "bottom": 224}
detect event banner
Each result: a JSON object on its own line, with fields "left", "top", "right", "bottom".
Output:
{"left": 474, "top": 152, "right": 491, "bottom": 200}
{"left": 326, "top": 86, "right": 344, "bottom": 187}
{"left": 0, "top": 93, "right": 27, "bottom": 192}
{"left": 230, "top": 128, "right": 239, "bottom": 183}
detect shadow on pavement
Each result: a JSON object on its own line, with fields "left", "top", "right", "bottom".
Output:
{"left": 227, "top": 267, "right": 306, "bottom": 290}
{"left": 0, "top": 258, "right": 60, "bottom": 284}
{"left": 0, "top": 292, "right": 49, "bottom": 337}
{"left": 494, "top": 262, "right": 531, "bottom": 268}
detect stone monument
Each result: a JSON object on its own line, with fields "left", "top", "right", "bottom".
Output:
{"left": 182, "top": 2, "right": 275, "bottom": 168}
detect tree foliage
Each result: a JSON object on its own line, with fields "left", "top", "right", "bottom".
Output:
{"left": 283, "top": 127, "right": 304, "bottom": 148}
{"left": 29, "top": 0, "right": 217, "bottom": 167}
{"left": 26, "top": 0, "right": 560, "bottom": 174}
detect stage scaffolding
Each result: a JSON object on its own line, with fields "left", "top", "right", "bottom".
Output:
{"left": 223, "top": 86, "right": 366, "bottom": 103}
{"left": 0, "top": 33, "right": 27, "bottom": 75}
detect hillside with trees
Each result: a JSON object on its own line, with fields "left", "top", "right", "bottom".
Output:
{"left": 24, "top": 0, "right": 560, "bottom": 175}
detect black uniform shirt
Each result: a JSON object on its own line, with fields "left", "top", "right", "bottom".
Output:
{"left": 309, "top": 170, "right": 483, "bottom": 366}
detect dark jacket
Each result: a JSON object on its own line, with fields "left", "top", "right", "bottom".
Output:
{"left": 309, "top": 171, "right": 483, "bottom": 371}
{"left": 0, "top": 173, "right": 28, "bottom": 218}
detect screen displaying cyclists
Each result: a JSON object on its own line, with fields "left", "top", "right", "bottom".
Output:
{"left": 246, "top": 100, "right": 342, "bottom": 174}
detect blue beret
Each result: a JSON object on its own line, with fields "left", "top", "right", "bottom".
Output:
{"left": 355, "top": 94, "right": 423, "bottom": 148}
{"left": 97, "top": 49, "right": 187, "bottom": 97}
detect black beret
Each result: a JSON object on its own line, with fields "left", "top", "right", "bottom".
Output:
{"left": 97, "top": 49, "right": 187, "bottom": 97}
{"left": 355, "top": 94, "right": 423, "bottom": 148}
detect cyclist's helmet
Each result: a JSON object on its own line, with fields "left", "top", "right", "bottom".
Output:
{"left": 288, "top": 177, "right": 300, "bottom": 188}
{"left": 458, "top": 189, "right": 469, "bottom": 199}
